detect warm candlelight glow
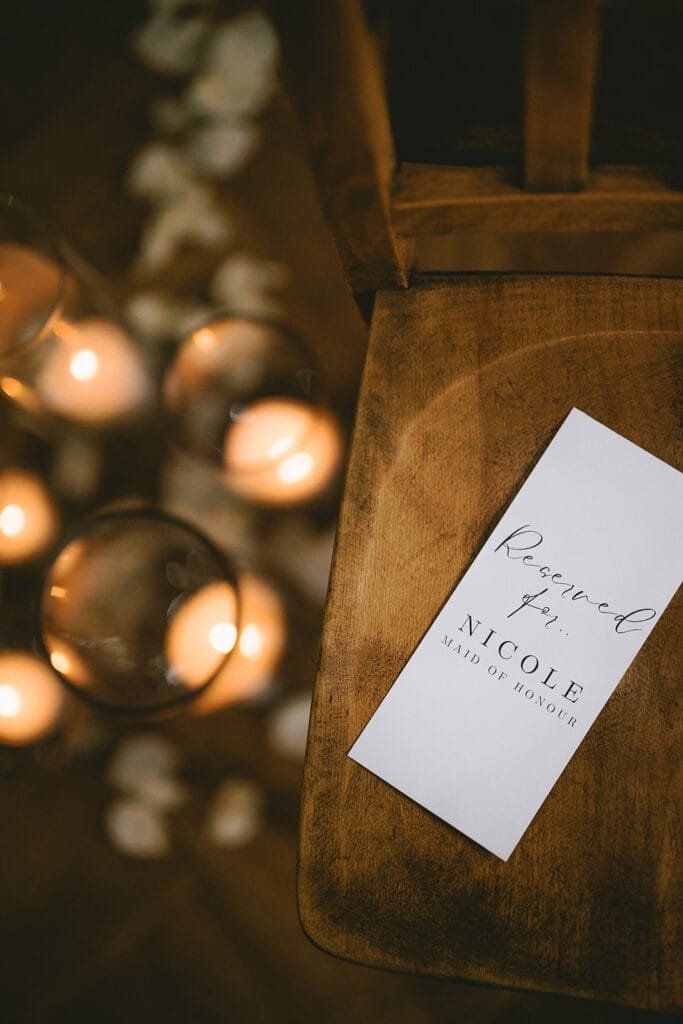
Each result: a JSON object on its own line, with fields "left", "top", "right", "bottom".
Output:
{"left": 49, "top": 650, "right": 70, "bottom": 675}
{"left": 0, "top": 503, "right": 25, "bottom": 536}
{"left": 193, "top": 573, "right": 286, "bottom": 714}
{"left": 0, "top": 469, "right": 58, "bottom": 565}
{"left": 36, "top": 318, "right": 150, "bottom": 425}
{"left": 164, "top": 580, "right": 238, "bottom": 689}
{"left": 43, "top": 636, "right": 93, "bottom": 688}
{"left": 1, "top": 376, "right": 23, "bottom": 399}
{"left": 69, "top": 347, "right": 98, "bottom": 381}
{"left": 0, "top": 651, "right": 64, "bottom": 746}
{"left": 223, "top": 397, "right": 343, "bottom": 504}
{"left": 0, "top": 375, "right": 43, "bottom": 415}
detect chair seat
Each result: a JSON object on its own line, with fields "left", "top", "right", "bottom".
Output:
{"left": 298, "top": 274, "right": 682, "bottom": 1012}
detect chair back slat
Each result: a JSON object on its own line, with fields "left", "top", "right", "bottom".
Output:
{"left": 275, "top": 0, "right": 682, "bottom": 289}
{"left": 273, "top": 0, "right": 410, "bottom": 291}
{"left": 524, "top": 0, "right": 601, "bottom": 190}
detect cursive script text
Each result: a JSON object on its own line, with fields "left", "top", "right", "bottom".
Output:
{"left": 494, "top": 526, "right": 656, "bottom": 635}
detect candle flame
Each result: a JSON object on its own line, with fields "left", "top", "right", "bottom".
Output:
{"left": 209, "top": 622, "right": 238, "bottom": 654}
{"left": 165, "top": 581, "right": 238, "bottom": 689}
{"left": 191, "top": 574, "right": 286, "bottom": 715}
{"left": 0, "top": 503, "right": 26, "bottom": 538}
{"left": 277, "top": 451, "right": 314, "bottom": 484}
{"left": 69, "top": 348, "right": 99, "bottom": 381}
{"left": 0, "top": 684, "right": 22, "bottom": 718}
{"left": 239, "top": 623, "right": 263, "bottom": 659}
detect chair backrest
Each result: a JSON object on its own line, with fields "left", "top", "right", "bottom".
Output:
{"left": 273, "top": 0, "right": 683, "bottom": 291}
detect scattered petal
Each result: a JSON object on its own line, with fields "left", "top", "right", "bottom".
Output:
{"left": 205, "top": 778, "right": 263, "bottom": 847}
{"left": 131, "top": 773, "right": 190, "bottom": 811}
{"left": 108, "top": 731, "right": 181, "bottom": 793}
{"left": 51, "top": 435, "right": 103, "bottom": 503}
{"left": 132, "top": 13, "right": 210, "bottom": 78}
{"left": 127, "top": 142, "right": 194, "bottom": 203}
{"left": 211, "top": 252, "right": 289, "bottom": 297}
{"left": 186, "top": 68, "right": 273, "bottom": 120}
{"left": 125, "top": 290, "right": 178, "bottom": 340}
{"left": 125, "top": 291, "right": 214, "bottom": 344}
{"left": 186, "top": 121, "right": 261, "bottom": 178}
{"left": 136, "top": 188, "right": 233, "bottom": 270}
{"left": 210, "top": 252, "right": 289, "bottom": 313}
{"left": 191, "top": 10, "right": 279, "bottom": 118}
{"left": 106, "top": 797, "right": 171, "bottom": 859}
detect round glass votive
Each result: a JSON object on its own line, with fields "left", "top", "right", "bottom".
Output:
{"left": 163, "top": 313, "right": 344, "bottom": 505}
{"left": 0, "top": 650, "right": 65, "bottom": 746}
{"left": 0, "top": 195, "right": 152, "bottom": 429}
{"left": 39, "top": 507, "right": 240, "bottom": 715}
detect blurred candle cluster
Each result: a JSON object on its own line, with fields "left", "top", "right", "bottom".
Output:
{"left": 0, "top": 198, "right": 151, "bottom": 431}
{"left": 0, "top": 196, "right": 341, "bottom": 735}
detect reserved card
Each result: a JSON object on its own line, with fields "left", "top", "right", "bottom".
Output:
{"left": 348, "top": 409, "right": 683, "bottom": 860}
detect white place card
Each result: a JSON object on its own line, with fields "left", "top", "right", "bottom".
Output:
{"left": 348, "top": 409, "right": 683, "bottom": 860}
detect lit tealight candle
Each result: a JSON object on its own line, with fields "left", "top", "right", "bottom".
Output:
{"left": 193, "top": 573, "right": 286, "bottom": 714}
{"left": 223, "top": 397, "right": 343, "bottom": 504}
{"left": 0, "top": 469, "right": 58, "bottom": 565}
{"left": 0, "top": 651, "right": 65, "bottom": 746}
{"left": 36, "top": 317, "right": 150, "bottom": 425}
{"left": 164, "top": 580, "right": 239, "bottom": 689}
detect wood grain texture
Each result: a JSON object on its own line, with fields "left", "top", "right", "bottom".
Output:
{"left": 272, "top": 0, "right": 411, "bottom": 291}
{"left": 299, "top": 275, "right": 682, "bottom": 1011}
{"left": 393, "top": 164, "right": 683, "bottom": 236}
{"left": 524, "top": 0, "right": 600, "bottom": 191}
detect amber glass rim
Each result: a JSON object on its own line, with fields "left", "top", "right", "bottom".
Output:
{"left": 165, "top": 308, "right": 332, "bottom": 475}
{"left": 35, "top": 504, "right": 242, "bottom": 718}
{"left": 0, "top": 193, "right": 70, "bottom": 361}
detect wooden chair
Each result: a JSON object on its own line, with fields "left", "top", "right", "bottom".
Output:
{"left": 273, "top": 0, "right": 682, "bottom": 1011}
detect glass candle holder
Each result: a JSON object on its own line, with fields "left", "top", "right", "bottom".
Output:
{"left": 39, "top": 507, "right": 240, "bottom": 716}
{"left": 0, "top": 194, "right": 152, "bottom": 429}
{"left": 163, "top": 313, "right": 344, "bottom": 506}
